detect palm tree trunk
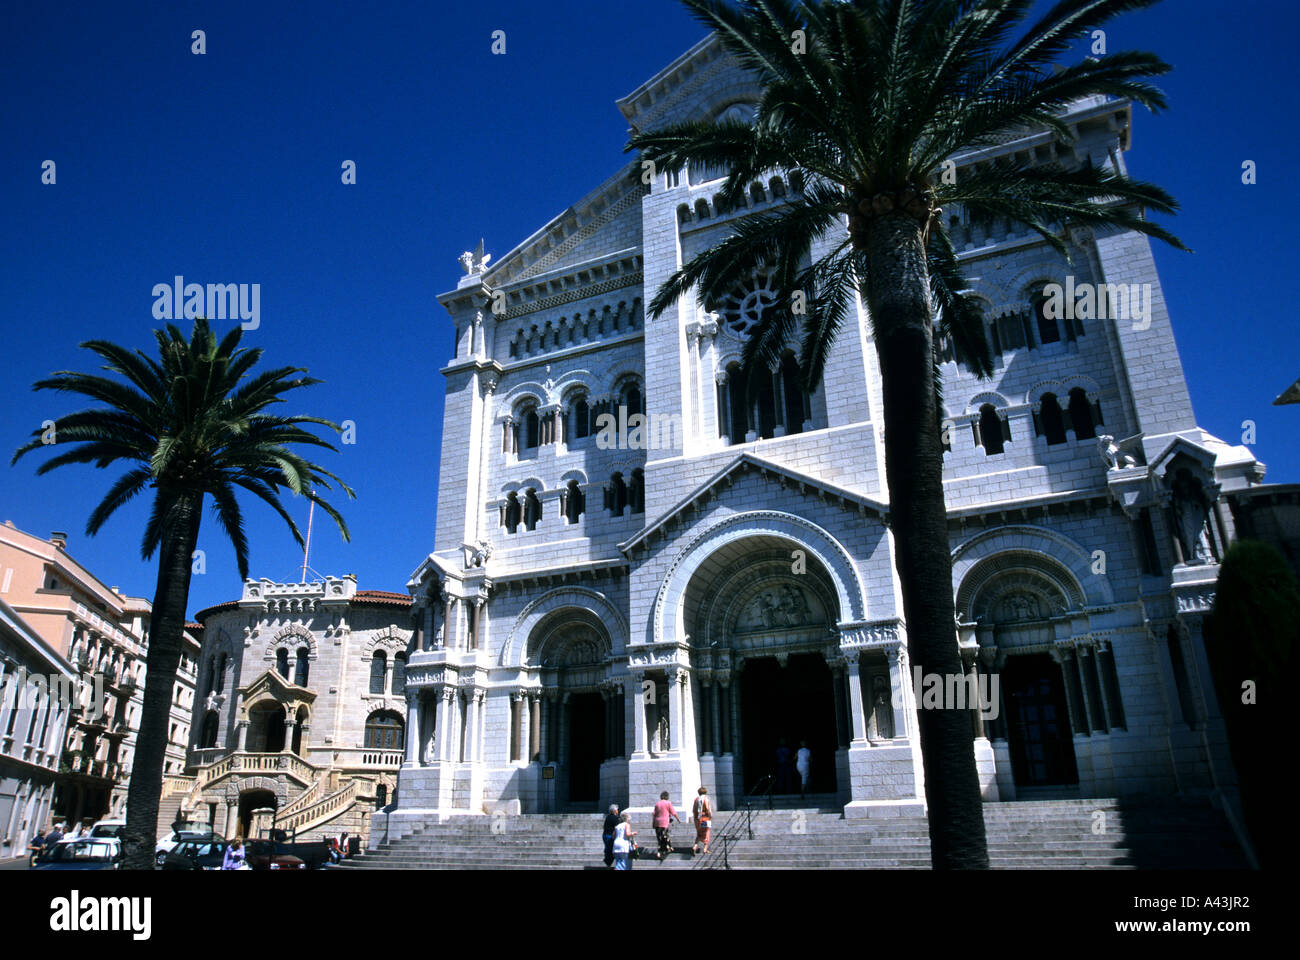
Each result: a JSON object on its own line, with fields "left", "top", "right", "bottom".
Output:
{"left": 122, "top": 489, "right": 202, "bottom": 869}
{"left": 863, "top": 212, "right": 989, "bottom": 869}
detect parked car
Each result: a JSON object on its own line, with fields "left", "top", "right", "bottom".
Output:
{"left": 156, "top": 825, "right": 217, "bottom": 865}
{"left": 161, "top": 838, "right": 228, "bottom": 871}
{"left": 244, "top": 840, "right": 309, "bottom": 871}
{"left": 89, "top": 817, "right": 126, "bottom": 840}
{"left": 31, "top": 838, "right": 121, "bottom": 870}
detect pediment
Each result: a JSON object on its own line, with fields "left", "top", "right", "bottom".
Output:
{"left": 622, "top": 453, "right": 887, "bottom": 555}
{"left": 238, "top": 668, "right": 315, "bottom": 704}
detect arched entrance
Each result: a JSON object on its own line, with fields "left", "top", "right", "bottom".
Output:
{"left": 681, "top": 534, "right": 846, "bottom": 802}
{"left": 526, "top": 608, "right": 612, "bottom": 810}
{"left": 1002, "top": 653, "right": 1077, "bottom": 786}
{"left": 238, "top": 789, "right": 277, "bottom": 838}
{"left": 961, "top": 551, "right": 1085, "bottom": 790}
{"left": 740, "top": 654, "right": 838, "bottom": 794}
{"left": 248, "top": 703, "right": 286, "bottom": 752}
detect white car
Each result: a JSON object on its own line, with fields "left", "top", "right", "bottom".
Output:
{"left": 155, "top": 823, "right": 216, "bottom": 865}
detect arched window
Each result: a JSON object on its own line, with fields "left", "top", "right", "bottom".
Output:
{"left": 216, "top": 653, "right": 228, "bottom": 694}
{"left": 205, "top": 656, "right": 217, "bottom": 696}
{"left": 1068, "top": 388, "right": 1100, "bottom": 440}
{"left": 503, "top": 492, "right": 521, "bottom": 534}
{"left": 276, "top": 648, "right": 289, "bottom": 680}
{"left": 630, "top": 469, "right": 645, "bottom": 514}
{"left": 392, "top": 653, "right": 406, "bottom": 696}
{"left": 364, "top": 711, "right": 404, "bottom": 751}
{"left": 1034, "top": 295, "right": 1061, "bottom": 345}
{"left": 622, "top": 384, "right": 643, "bottom": 420}
{"left": 571, "top": 395, "right": 590, "bottom": 440}
{"left": 523, "top": 488, "right": 542, "bottom": 531}
{"left": 1036, "top": 393, "right": 1067, "bottom": 445}
{"left": 608, "top": 473, "right": 628, "bottom": 516}
{"left": 293, "top": 649, "right": 309, "bottom": 688}
{"left": 369, "top": 652, "right": 387, "bottom": 695}
{"left": 979, "top": 404, "right": 1007, "bottom": 455}
{"left": 726, "top": 363, "right": 748, "bottom": 442}
{"left": 563, "top": 480, "right": 584, "bottom": 524}
{"left": 199, "top": 710, "right": 219, "bottom": 749}
{"left": 780, "top": 352, "right": 805, "bottom": 434}
{"left": 524, "top": 408, "right": 540, "bottom": 449}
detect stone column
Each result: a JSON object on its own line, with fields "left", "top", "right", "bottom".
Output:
{"left": 509, "top": 691, "right": 522, "bottom": 762}
{"left": 667, "top": 669, "right": 682, "bottom": 752}
{"left": 404, "top": 693, "right": 419, "bottom": 763}
{"left": 846, "top": 653, "right": 868, "bottom": 741}
{"left": 528, "top": 693, "right": 541, "bottom": 762}
{"left": 1050, "top": 647, "right": 1088, "bottom": 735}
{"left": 712, "top": 681, "right": 725, "bottom": 755}
{"left": 699, "top": 679, "right": 713, "bottom": 754}
{"left": 886, "top": 646, "right": 910, "bottom": 740}
{"left": 728, "top": 674, "right": 742, "bottom": 758}
{"left": 964, "top": 653, "right": 986, "bottom": 739}
{"left": 632, "top": 675, "right": 648, "bottom": 757}
{"left": 466, "top": 689, "right": 482, "bottom": 762}
{"left": 831, "top": 663, "right": 848, "bottom": 748}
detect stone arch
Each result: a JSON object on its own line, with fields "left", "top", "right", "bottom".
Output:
{"left": 526, "top": 607, "right": 613, "bottom": 669}
{"left": 230, "top": 776, "right": 287, "bottom": 804}
{"left": 559, "top": 468, "right": 589, "bottom": 486}
{"left": 1059, "top": 373, "right": 1103, "bottom": 400}
{"left": 1025, "top": 379, "right": 1068, "bottom": 408}
{"left": 965, "top": 390, "right": 1011, "bottom": 414}
{"left": 501, "top": 383, "right": 548, "bottom": 413}
{"left": 654, "top": 510, "right": 867, "bottom": 645}
{"left": 951, "top": 524, "right": 1114, "bottom": 618}
{"left": 262, "top": 624, "right": 315, "bottom": 662}
{"left": 503, "top": 587, "right": 629, "bottom": 667}
{"left": 361, "top": 629, "right": 413, "bottom": 659}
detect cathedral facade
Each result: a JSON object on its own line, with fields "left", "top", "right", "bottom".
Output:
{"left": 389, "top": 35, "right": 1262, "bottom": 830}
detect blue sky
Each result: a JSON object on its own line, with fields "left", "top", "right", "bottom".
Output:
{"left": 2, "top": 0, "right": 1297, "bottom": 618}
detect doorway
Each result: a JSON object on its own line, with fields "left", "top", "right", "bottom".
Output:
{"left": 740, "top": 654, "right": 838, "bottom": 795}
{"left": 566, "top": 692, "right": 604, "bottom": 805}
{"left": 1003, "top": 654, "right": 1078, "bottom": 786}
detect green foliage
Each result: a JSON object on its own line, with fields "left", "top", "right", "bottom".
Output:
{"left": 13, "top": 317, "right": 352, "bottom": 579}
{"left": 630, "top": 0, "right": 1185, "bottom": 390}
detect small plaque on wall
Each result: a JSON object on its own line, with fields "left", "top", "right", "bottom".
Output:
{"left": 542, "top": 764, "right": 556, "bottom": 780}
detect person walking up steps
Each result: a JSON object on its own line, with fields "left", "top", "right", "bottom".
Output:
{"left": 691, "top": 787, "right": 712, "bottom": 856}
{"left": 652, "top": 791, "right": 681, "bottom": 860}
{"left": 602, "top": 805, "right": 620, "bottom": 868}
{"left": 796, "top": 741, "right": 812, "bottom": 798}
{"left": 611, "top": 813, "right": 637, "bottom": 871}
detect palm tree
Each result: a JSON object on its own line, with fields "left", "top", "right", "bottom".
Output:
{"left": 13, "top": 318, "right": 352, "bottom": 869}
{"left": 631, "top": 0, "right": 1185, "bottom": 868}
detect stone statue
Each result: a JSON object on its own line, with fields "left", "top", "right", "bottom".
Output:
{"left": 1170, "top": 467, "right": 1212, "bottom": 565}
{"left": 1097, "top": 434, "right": 1137, "bottom": 470}
{"left": 459, "top": 239, "right": 491, "bottom": 276}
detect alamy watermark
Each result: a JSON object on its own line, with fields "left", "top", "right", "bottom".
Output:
{"left": 152, "top": 276, "right": 260, "bottom": 330}
{"left": 1041, "top": 277, "right": 1152, "bottom": 331}
{"left": 1, "top": 667, "right": 108, "bottom": 722}
{"left": 896, "top": 666, "right": 1001, "bottom": 721}
{"left": 594, "top": 404, "right": 683, "bottom": 451}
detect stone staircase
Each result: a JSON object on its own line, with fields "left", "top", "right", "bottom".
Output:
{"left": 340, "top": 797, "right": 1249, "bottom": 870}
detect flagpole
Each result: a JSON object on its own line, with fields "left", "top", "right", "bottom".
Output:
{"left": 300, "top": 497, "right": 315, "bottom": 584}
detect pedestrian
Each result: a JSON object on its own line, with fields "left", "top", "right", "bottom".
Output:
{"left": 327, "top": 838, "right": 341, "bottom": 864}
{"left": 796, "top": 740, "right": 812, "bottom": 797}
{"left": 691, "top": 787, "right": 712, "bottom": 856}
{"left": 602, "top": 804, "right": 620, "bottom": 868}
{"left": 775, "top": 739, "right": 795, "bottom": 793}
{"left": 339, "top": 831, "right": 350, "bottom": 859}
{"left": 222, "top": 838, "right": 247, "bottom": 870}
{"left": 45, "top": 823, "right": 64, "bottom": 849}
{"left": 652, "top": 791, "right": 681, "bottom": 860}
{"left": 611, "top": 813, "right": 636, "bottom": 870}
{"left": 27, "top": 829, "right": 45, "bottom": 867}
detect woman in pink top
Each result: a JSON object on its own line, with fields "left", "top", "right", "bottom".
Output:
{"left": 652, "top": 791, "right": 681, "bottom": 860}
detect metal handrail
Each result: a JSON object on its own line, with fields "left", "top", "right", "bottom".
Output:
{"left": 691, "top": 775, "right": 775, "bottom": 870}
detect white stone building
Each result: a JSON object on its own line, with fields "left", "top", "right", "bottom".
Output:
{"left": 387, "top": 35, "right": 1265, "bottom": 828}
{"left": 168, "top": 578, "right": 409, "bottom": 844}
